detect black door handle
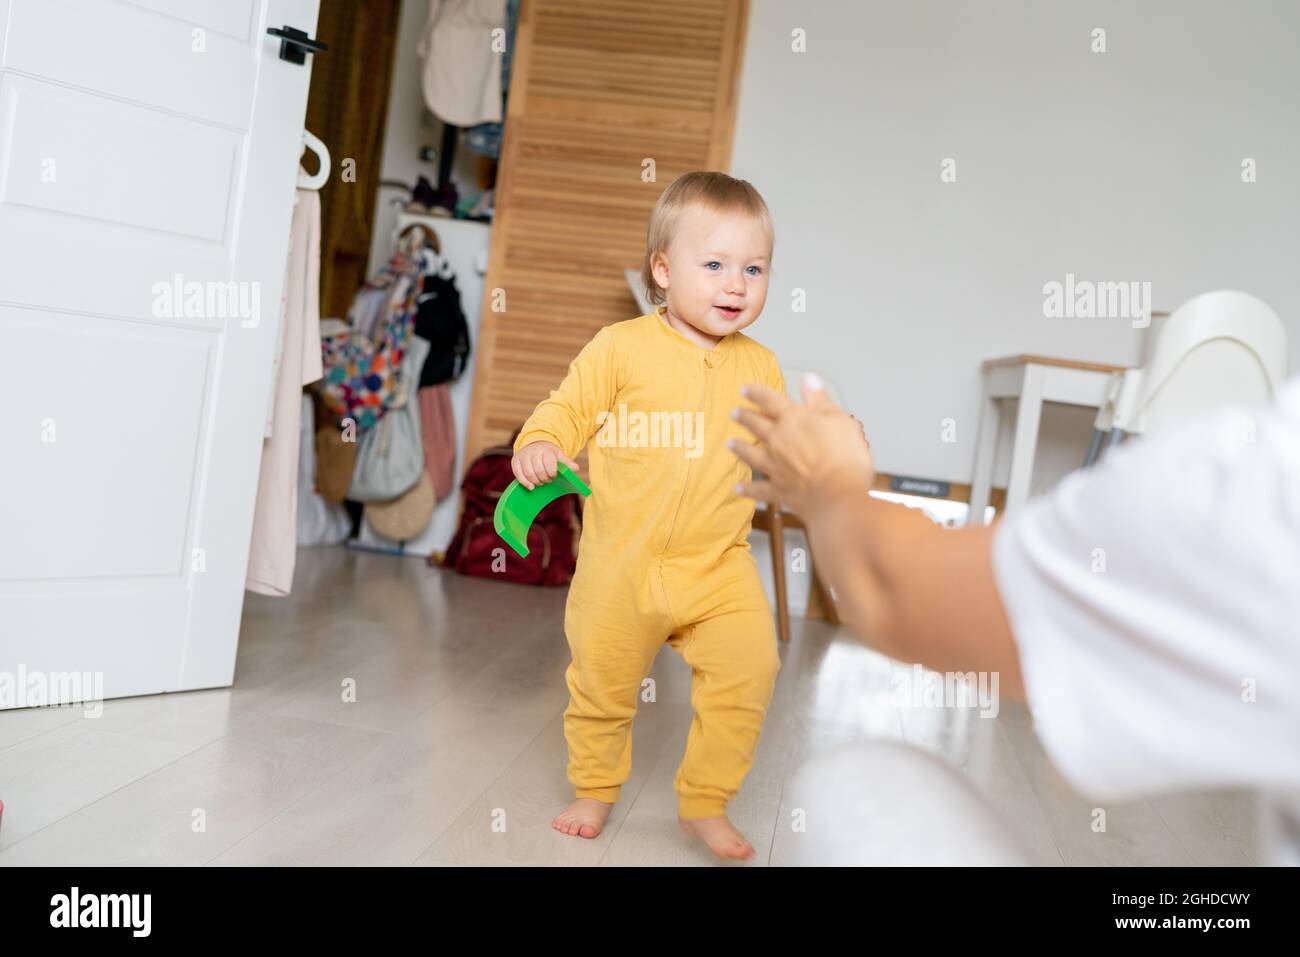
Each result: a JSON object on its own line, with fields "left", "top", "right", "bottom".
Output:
{"left": 267, "top": 25, "right": 327, "bottom": 65}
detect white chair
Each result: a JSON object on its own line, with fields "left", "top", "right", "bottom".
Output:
{"left": 1084, "top": 291, "right": 1287, "bottom": 464}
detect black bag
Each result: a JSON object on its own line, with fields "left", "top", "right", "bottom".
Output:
{"left": 415, "top": 271, "right": 471, "bottom": 387}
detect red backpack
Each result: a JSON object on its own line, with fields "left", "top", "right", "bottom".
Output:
{"left": 436, "top": 442, "right": 582, "bottom": 586}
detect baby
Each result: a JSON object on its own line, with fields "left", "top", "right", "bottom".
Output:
{"left": 511, "top": 171, "right": 784, "bottom": 860}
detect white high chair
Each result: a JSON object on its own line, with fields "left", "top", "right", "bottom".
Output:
{"left": 1085, "top": 291, "right": 1287, "bottom": 465}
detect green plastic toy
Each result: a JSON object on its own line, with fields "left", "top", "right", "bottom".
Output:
{"left": 493, "top": 462, "right": 592, "bottom": 558}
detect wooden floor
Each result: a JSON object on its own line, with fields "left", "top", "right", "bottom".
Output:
{"left": 0, "top": 546, "right": 1260, "bottom": 866}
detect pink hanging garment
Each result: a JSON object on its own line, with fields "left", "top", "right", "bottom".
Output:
{"left": 418, "top": 381, "right": 457, "bottom": 502}
{"left": 246, "top": 186, "right": 323, "bottom": 596}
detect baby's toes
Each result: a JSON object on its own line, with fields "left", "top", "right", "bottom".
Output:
{"left": 720, "top": 837, "right": 751, "bottom": 859}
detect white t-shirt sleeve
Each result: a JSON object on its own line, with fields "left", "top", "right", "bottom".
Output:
{"left": 992, "top": 378, "right": 1300, "bottom": 807}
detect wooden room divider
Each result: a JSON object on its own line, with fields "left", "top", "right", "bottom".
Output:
{"left": 463, "top": 0, "right": 752, "bottom": 461}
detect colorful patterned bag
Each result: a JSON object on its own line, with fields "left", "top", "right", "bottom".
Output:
{"left": 317, "top": 250, "right": 421, "bottom": 431}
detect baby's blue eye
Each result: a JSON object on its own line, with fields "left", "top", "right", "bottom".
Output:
{"left": 746, "top": 265, "right": 763, "bottom": 276}
{"left": 704, "top": 261, "right": 721, "bottom": 270}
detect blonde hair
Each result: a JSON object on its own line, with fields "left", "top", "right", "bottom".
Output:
{"left": 640, "top": 171, "right": 773, "bottom": 307}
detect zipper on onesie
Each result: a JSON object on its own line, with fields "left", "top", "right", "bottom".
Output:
{"left": 659, "top": 350, "right": 714, "bottom": 559}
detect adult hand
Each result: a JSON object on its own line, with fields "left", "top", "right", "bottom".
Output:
{"left": 729, "top": 374, "right": 875, "bottom": 515}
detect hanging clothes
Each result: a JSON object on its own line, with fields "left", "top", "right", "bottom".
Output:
{"left": 419, "top": 383, "right": 457, "bottom": 502}
{"left": 465, "top": 0, "right": 519, "bottom": 158}
{"left": 348, "top": 284, "right": 391, "bottom": 342}
{"left": 316, "top": 251, "right": 421, "bottom": 431}
{"left": 410, "top": 248, "right": 467, "bottom": 502}
{"left": 414, "top": 266, "right": 471, "bottom": 387}
{"left": 417, "top": 0, "right": 508, "bottom": 128}
{"left": 246, "top": 186, "right": 323, "bottom": 597}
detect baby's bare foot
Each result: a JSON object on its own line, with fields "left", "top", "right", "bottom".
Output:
{"left": 552, "top": 798, "right": 613, "bottom": 839}
{"left": 678, "top": 815, "right": 756, "bottom": 861}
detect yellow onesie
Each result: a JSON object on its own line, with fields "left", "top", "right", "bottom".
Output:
{"left": 514, "top": 306, "right": 786, "bottom": 819}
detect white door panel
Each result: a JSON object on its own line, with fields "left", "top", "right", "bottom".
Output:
{"left": 0, "top": 0, "right": 321, "bottom": 707}
{"left": 3, "top": 0, "right": 258, "bottom": 129}
{"left": 0, "top": 72, "right": 243, "bottom": 323}
{"left": 0, "top": 74, "right": 239, "bottom": 242}
{"left": 4, "top": 309, "right": 210, "bottom": 581}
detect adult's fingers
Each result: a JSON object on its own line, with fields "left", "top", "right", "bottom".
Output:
{"left": 739, "top": 478, "right": 777, "bottom": 503}
{"left": 800, "top": 372, "right": 840, "bottom": 412}
{"left": 732, "top": 406, "right": 775, "bottom": 444}
{"left": 728, "top": 437, "right": 770, "bottom": 474}
{"left": 739, "top": 383, "right": 791, "bottom": 417}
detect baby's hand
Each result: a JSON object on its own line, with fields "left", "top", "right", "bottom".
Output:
{"left": 512, "top": 441, "right": 580, "bottom": 491}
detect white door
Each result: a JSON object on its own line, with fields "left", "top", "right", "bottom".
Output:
{"left": 0, "top": 0, "right": 321, "bottom": 708}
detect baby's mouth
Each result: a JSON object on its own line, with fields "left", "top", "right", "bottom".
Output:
{"left": 714, "top": 304, "right": 743, "bottom": 319}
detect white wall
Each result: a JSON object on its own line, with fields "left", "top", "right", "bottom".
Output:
{"left": 730, "top": 0, "right": 1300, "bottom": 488}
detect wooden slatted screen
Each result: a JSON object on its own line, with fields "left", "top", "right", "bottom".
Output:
{"left": 463, "top": 0, "right": 751, "bottom": 460}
